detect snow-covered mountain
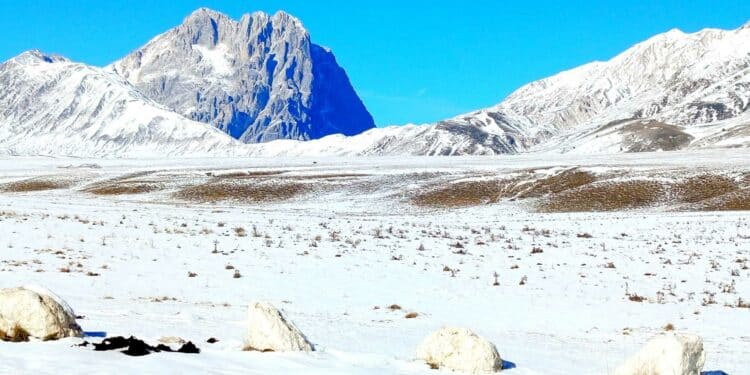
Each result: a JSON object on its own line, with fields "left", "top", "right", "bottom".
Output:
{"left": 0, "top": 50, "right": 246, "bottom": 157}
{"left": 110, "top": 8, "right": 375, "bottom": 143}
{"left": 1, "top": 11, "right": 749, "bottom": 158}
{"left": 445, "top": 21, "right": 750, "bottom": 153}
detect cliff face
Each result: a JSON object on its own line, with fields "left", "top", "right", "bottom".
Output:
{"left": 110, "top": 8, "right": 375, "bottom": 143}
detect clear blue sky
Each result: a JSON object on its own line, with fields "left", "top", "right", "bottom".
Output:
{"left": 1, "top": 1, "right": 748, "bottom": 126}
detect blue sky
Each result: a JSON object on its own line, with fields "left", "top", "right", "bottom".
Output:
{"left": 1, "top": 1, "right": 748, "bottom": 126}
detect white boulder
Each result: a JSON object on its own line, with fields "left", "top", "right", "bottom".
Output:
{"left": 0, "top": 286, "right": 82, "bottom": 341}
{"left": 243, "top": 301, "right": 314, "bottom": 352}
{"left": 417, "top": 326, "right": 502, "bottom": 374}
{"left": 612, "top": 333, "right": 706, "bottom": 375}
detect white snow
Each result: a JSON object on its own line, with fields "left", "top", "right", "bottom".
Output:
{"left": 191, "top": 44, "right": 234, "bottom": 77}
{"left": 0, "top": 151, "right": 746, "bottom": 374}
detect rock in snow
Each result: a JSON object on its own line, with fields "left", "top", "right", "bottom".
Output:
{"left": 416, "top": 326, "right": 502, "bottom": 374}
{"left": 612, "top": 333, "right": 706, "bottom": 375}
{"left": 243, "top": 301, "right": 314, "bottom": 352}
{"left": 0, "top": 286, "right": 82, "bottom": 341}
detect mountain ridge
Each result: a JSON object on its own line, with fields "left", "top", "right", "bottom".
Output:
{"left": 0, "top": 10, "right": 748, "bottom": 157}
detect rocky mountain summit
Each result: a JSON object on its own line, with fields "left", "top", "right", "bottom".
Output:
{"left": 110, "top": 8, "right": 375, "bottom": 143}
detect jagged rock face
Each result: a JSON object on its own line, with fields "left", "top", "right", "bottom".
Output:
{"left": 0, "top": 50, "right": 243, "bottom": 157}
{"left": 111, "top": 8, "right": 375, "bottom": 143}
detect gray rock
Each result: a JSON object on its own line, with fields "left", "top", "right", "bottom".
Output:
{"left": 110, "top": 8, "right": 375, "bottom": 143}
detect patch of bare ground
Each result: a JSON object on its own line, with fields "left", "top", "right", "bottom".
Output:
{"left": 173, "top": 181, "right": 310, "bottom": 203}
{"left": 538, "top": 180, "right": 668, "bottom": 212}
{"left": 0, "top": 177, "right": 74, "bottom": 192}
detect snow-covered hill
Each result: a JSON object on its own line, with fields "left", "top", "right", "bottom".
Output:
{"left": 110, "top": 8, "right": 375, "bottom": 143}
{"left": 0, "top": 51, "right": 246, "bottom": 157}
{"left": 448, "top": 21, "right": 750, "bottom": 153}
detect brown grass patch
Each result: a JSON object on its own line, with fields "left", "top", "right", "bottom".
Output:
{"left": 513, "top": 169, "right": 597, "bottom": 198}
{"left": 0, "top": 177, "right": 72, "bottom": 192}
{"left": 672, "top": 174, "right": 738, "bottom": 203}
{"left": 84, "top": 182, "right": 163, "bottom": 196}
{"left": 696, "top": 188, "right": 750, "bottom": 211}
{"left": 539, "top": 180, "right": 667, "bottom": 212}
{"left": 173, "top": 182, "right": 309, "bottom": 203}
{"left": 412, "top": 169, "right": 596, "bottom": 208}
{"left": 412, "top": 179, "right": 517, "bottom": 207}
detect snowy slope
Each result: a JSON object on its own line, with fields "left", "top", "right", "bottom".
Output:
{"left": 447, "top": 22, "right": 750, "bottom": 153}
{"left": 247, "top": 123, "right": 524, "bottom": 156}
{"left": 0, "top": 51, "right": 247, "bottom": 157}
{"left": 0, "top": 154, "right": 748, "bottom": 374}
{"left": 110, "top": 8, "right": 375, "bottom": 143}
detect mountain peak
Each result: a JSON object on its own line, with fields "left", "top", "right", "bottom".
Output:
{"left": 184, "top": 7, "right": 229, "bottom": 22}
{"left": 272, "top": 10, "right": 305, "bottom": 29}
{"left": 9, "top": 50, "right": 69, "bottom": 65}
{"left": 111, "top": 8, "right": 374, "bottom": 143}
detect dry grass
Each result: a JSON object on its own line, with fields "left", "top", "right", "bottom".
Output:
{"left": 0, "top": 177, "right": 72, "bottom": 192}
{"left": 412, "top": 169, "right": 597, "bottom": 208}
{"left": 84, "top": 182, "right": 163, "bottom": 196}
{"left": 173, "top": 181, "right": 309, "bottom": 203}
{"left": 0, "top": 325, "right": 30, "bottom": 342}
{"left": 513, "top": 169, "right": 597, "bottom": 198}
{"left": 539, "top": 180, "right": 667, "bottom": 212}
{"left": 672, "top": 174, "right": 738, "bottom": 203}
{"left": 696, "top": 188, "right": 750, "bottom": 211}
{"left": 412, "top": 179, "right": 518, "bottom": 207}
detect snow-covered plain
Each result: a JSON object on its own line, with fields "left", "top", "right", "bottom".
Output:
{"left": 0, "top": 151, "right": 748, "bottom": 374}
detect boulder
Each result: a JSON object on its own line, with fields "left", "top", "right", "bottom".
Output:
{"left": 243, "top": 301, "right": 313, "bottom": 352}
{"left": 417, "top": 326, "right": 502, "bottom": 373}
{"left": 0, "top": 286, "right": 82, "bottom": 341}
{"left": 612, "top": 333, "right": 706, "bottom": 375}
